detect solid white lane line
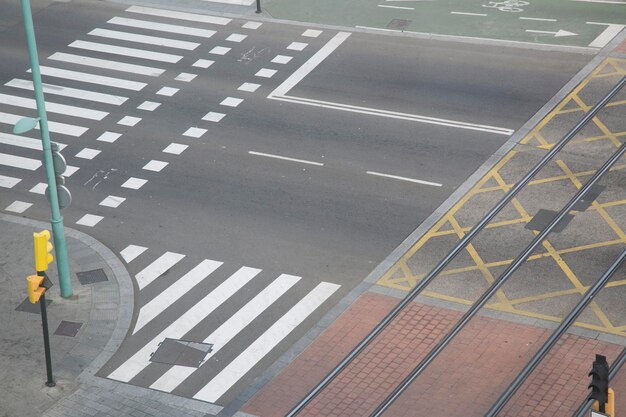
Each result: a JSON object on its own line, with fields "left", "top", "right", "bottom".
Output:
{"left": 89, "top": 28, "right": 199, "bottom": 50}
{"left": 572, "top": 0, "right": 626, "bottom": 3}
{"left": 135, "top": 252, "right": 186, "bottom": 290}
{"left": 0, "top": 153, "right": 41, "bottom": 170}
{"left": 0, "top": 111, "right": 88, "bottom": 137}
{"left": 0, "top": 92, "right": 107, "bottom": 121}
{"left": 6, "top": 78, "right": 128, "bottom": 105}
{"left": 38, "top": 65, "right": 146, "bottom": 90}
{"left": 587, "top": 22, "right": 626, "bottom": 48}
{"left": 133, "top": 259, "right": 223, "bottom": 334}
{"left": 248, "top": 151, "right": 324, "bottom": 167}
{"left": 107, "top": 266, "right": 260, "bottom": 383}
{"left": 120, "top": 245, "right": 148, "bottom": 263}
{"left": 108, "top": 17, "right": 216, "bottom": 39}
{"left": 378, "top": 4, "right": 415, "bottom": 9}
{"left": 70, "top": 40, "right": 182, "bottom": 64}
{"left": 450, "top": 11, "right": 487, "bottom": 16}
{"left": 0, "top": 132, "right": 66, "bottom": 151}
{"left": 519, "top": 17, "right": 557, "bottom": 21}
{"left": 193, "top": 282, "right": 340, "bottom": 403}
{"left": 366, "top": 171, "right": 442, "bottom": 187}
{"left": 49, "top": 52, "right": 164, "bottom": 77}
{"left": 0, "top": 175, "right": 21, "bottom": 188}
{"left": 150, "top": 273, "right": 301, "bottom": 392}
{"left": 126, "top": 5, "right": 231, "bottom": 25}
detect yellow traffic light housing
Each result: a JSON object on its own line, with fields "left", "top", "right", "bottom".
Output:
{"left": 27, "top": 274, "right": 45, "bottom": 303}
{"left": 34, "top": 230, "right": 54, "bottom": 272}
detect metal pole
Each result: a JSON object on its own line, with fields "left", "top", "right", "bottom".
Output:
{"left": 20, "top": 0, "right": 72, "bottom": 297}
{"left": 39, "top": 290, "right": 55, "bottom": 387}
{"left": 370, "top": 140, "right": 626, "bottom": 417}
{"left": 256, "top": 0, "right": 261, "bottom": 13}
{"left": 284, "top": 76, "right": 626, "bottom": 417}
{"left": 485, "top": 249, "right": 626, "bottom": 417}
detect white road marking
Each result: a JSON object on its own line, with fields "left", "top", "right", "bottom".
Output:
{"left": 157, "top": 87, "right": 179, "bottom": 96}
{"left": 75, "top": 148, "right": 101, "bottom": 160}
{"left": 108, "top": 17, "right": 216, "bottom": 39}
{"left": 193, "top": 282, "right": 340, "bottom": 403}
{"left": 137, "top": 101, "right": 161, "bottom": 111}
{"left": 121, "top": 177, "right": 148, "bottom": 190}
{"left": 89, "top": 28, "right": 199, "bottom": 50}
{"left": 366, "top": 171, "right": 442, "bottom": 187}
{"left": 201, "top": 0, "right": 254, "bottom": 4}
{"left": 38, "top": 65, "right": 146, "bottom": 91}
{"left": 519, "top": 17, "right": 557, "bottom": 21}
{"left": 150, "top": 273, "right": 301, "bottom": 392}
{"left": 163, "top": 143, "right": 188, "bottom": 154}
{"left": 100, "top": 195, "right": 126, "bottom": 208}
{"left": 0, "top": 111, "right": 88, "bottom": 137}
{"left": 0, "top": 152, "right": 41, "bottom": 170}
{"left": 571, "top": 0, "right": 626, "bottom": 3}
{"left": 120, "top": 245, "right": 148, "bottom": 263}
{"left": 133, "top": 259, "right": 223, "bottom": 334}
{"left": 248, "top": 151, "right": 324, "bottom": 166}
{"left": 142, "top": 160, "right": 168, "bottom": 172}
{"left": 203, "top": 112, "right": 226, "bottom": 122}
{"left": 226, "top": 33, "right": 247, "bottom": 42}
{"left": 272, "top": 55, "right": 292, "bottom": 64}
{"left": 97, "top": 132, "right": 122, "bottom": 143}
{"left": 238, "top": 82, "right": 261, "bottom": 92}
{"left": 70, "top": 40, "right": 182, "bottom": 64}
{"left": 0, "top": 175, "right": 21, "bottom": 189}
{"left": 183, "top": 127, "right": 207, "bottom": 138}
{"left": 107, "top": 266, "right": 260, "bottom": 382}
{"left": 193, "top": 59, "right": 214, "bottom": 68}
{"left": 255, "top": 68, "right": 277, "bottom": 78}
{"left": 118, "top": 116, "right": 142, "bottom": 126}
{"left": 29, "top": 183, "right": 47, "bottom": 194}
{"left": 76, "top": 214, "right": 104, "bottom": 227}
{"left": 220, "top": 97, "right": 243, "bottom": 107}
{"left": 302, "top": 29, "right": 322, "bottom": 38}
{"left": 378, "top": 4, "right": 415, "bottom": 9}
{"left": 287, "top": 42, "right": 308, "bottom": 51}
{"left": 5, "top": 201, "right": 32, "bottom": 213}
{"left": 587, "top": 22, "right": 626, "bottom": 48}
{"left": 126, "top": 5, "right": 231, "bottom": 25}
{"left": 0, "top": 92, "right": 107, "bottom": 121}
{"left": 6, "top": 78, "right": 129, "bottom": 105}
{"left": 175, "top": 73, "right": 197, "bottom": 82}
{"left": 135, "top": 252, "right": 186, "bottom": 290}
{"left": 64, "top": 166, "right": 79, "bottom": 177}
{"left": 242, "top": 21, "right": 262, "bottom": 30}
{"left": 525, "top": 29, "right": 577, "bottom": 37}
{"left": 49, "top": 52, "right": 164, "bottom": 77}
{"left": 210, "top": 46, "right": 231, "bottom": 55}
{"left": 450, "top": 11, "right": 487, "bottom": 16}
{"left": 0, "top": 132, "right": 66, "bottom": 151}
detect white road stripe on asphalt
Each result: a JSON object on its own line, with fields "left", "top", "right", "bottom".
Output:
{"left": 70, "top": 40, "right": 182, "bottom": 64}
{"left": 136, "top": 252, "right": 186, "bottom": 290}
{"left": 149, "top": 273, "right": 301, "bottom": 392}
{"left": 193, "top": 282, "right": 340, "bottom": 403}
{"left": 108, "top": 17, "right": 216, "bottom": 39}
{"left": 0, "top": 132, "right": 66, "bottom": 151}
{"left": 0, "top": 175, "right": 21, "bottom": 188}
{"left": 450, "top": 11, "right": 487, "bottom": 16}
{"left": 107, "top": 266, "right": 260, "bottom": 383}
{"left": 126, "top": 5, "right": 231, "bottom": 25}
{"left": 49, "top": 52, "right": 164, "bottom": 77}
{"left": 519, "top": 17, "right": 557, "bottom": 21}
{"left": 0, "top": 152, "right": 41, "bottom": 170}
{"left": 37, "top": 65, "right": 146, "bottom": 91}
{"left": 248, "top": 151, "right": 324, "bottom": 167}
{"left": 133, "top": 259, "right": 223, "bottom": 334}
{"left": 366, "top": 170, "right": 443, "bottom": 187}
{"left": 587, "top": 22, "right": 626, "bottom": 48}
{"left": 120, "top": 245, "right": 148, "bottom": 263}
{"left": 89, "top": 28, "right": 199, "bottom": 50}
{"left": 377, "top": 4, "right": 415, "bottom": 9}
{"left": 0, "top": 93, "right": 108, "bottom": 121}
{"left": 0, "top": 111, "right": 88, "bottom": 137}
{"left": 6, "top": 78, "right": 128, "bottom": 105}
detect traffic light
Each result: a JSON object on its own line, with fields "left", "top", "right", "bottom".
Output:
{"left": 589, "top": 354, "right": 609, "bottom": 411}
{"left": 33, "top": 230, "right": 54, "bottom": 272}
{"left": 27, "top": 274, "right": 45, "bottom": 303}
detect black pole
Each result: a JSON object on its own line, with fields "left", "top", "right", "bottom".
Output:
{"left": 256, "top": 0, "right": 261, "bottom": 13}
{"left": 39, "top": 290, "right": 55, "bottom": 387}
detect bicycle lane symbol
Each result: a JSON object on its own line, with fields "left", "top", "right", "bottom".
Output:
{"left": 482, "top": 0, "right": 529, "bottom": 12}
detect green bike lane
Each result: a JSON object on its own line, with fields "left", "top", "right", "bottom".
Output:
{"left": 264, "top": 0, "right": 625, "bottom": 48}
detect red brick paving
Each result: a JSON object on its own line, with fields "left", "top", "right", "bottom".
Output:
{"left": 242, "top": 292, "right": 624, "bottom": 417}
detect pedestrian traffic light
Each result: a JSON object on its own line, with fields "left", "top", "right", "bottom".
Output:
{"left": 589, "top": 354, "right": 610, "bottom": 411}
{"left": 27, "top": 274, "right": 45, "bottom": 303}
{"left": 33, "top": 230, "right": 54, "bottom": 272}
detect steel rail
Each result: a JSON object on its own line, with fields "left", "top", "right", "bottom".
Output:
{"left": 285, "top": 75, "right": 626, "bottom": 417}
{"left": 370, "top": 139, "right": 626, "bottom": 417}
{"left": 485, "top": 249, "right": 626, "bottom": 416}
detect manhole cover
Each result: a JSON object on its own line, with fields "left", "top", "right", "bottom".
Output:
{"left": 150, "top": 338, "right": 213, "bottom": 368}
{"left": 77, "top": 269, "right": 108, "bottom": 285}
{"left": 387, "top": 19, "right": 412, "bottom": 30}
{"left": 15, "top": 297, "right": 52, "bottom": 314}
{"left": 525, "top": 209, "right": 574, "bottom": 233}
{"left": 54, "top": 320, "right": 83, "bottom": 337}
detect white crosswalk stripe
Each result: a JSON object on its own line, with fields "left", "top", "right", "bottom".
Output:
{"left": 126, "top": 5, "right": 231, "bottom": 26}
{"left": 107, "top": 17, "right": 217, "bottom": 39}
{"left": 37, "top": 65, "right": 147, "bottom": 91}
{"left": 49, "top": 52, "right": 165, "bottom": 77}
{"left": 136, "top": 252, "right": 186, "bottom": 289}
{"left": 0, "top": 111, "right": 88, "bottom": 137}
{"left": 0, "top": 92, "right": 108, "bottom": 121}
{"left": 88, "top": 28, "right": 200, "bottom": 50}
{"left": 0, "top": 152, "right": 41, "bottom": 170}
{"left": 6, "top": 78, "right": 129, "bottom": 105}
{"left": 69, "top": 40, "right": 182, "bottom": 64}
{"left": 0, "top": 132, "right": 66, "bottom": 151}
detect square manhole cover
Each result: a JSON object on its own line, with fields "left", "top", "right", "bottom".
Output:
{"left": 54, "top": 320, "right": 83, "bottom": 337}
{"left": 77, "top": 269, "right": 108, "bottom": 285}
{"left": 525, "top": 209, "right": 574, "bottom": 233}
{"left": 387, "top": 19, "right": 412, "bottom": 30}
{"left": 150, "top": 338, "right": 213, "bottom": 368}
{"left": 15, "top": 297, "right": 52, "bottom": 314}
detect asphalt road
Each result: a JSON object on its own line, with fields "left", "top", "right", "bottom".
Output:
{"left": 0, "top": 0, "right": 591, "bottom": 408}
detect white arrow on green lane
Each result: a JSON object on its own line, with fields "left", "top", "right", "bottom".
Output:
{"left": 526, "top": 29, "right": 578, "bottom": 37}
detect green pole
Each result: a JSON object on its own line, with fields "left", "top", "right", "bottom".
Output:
{"left": 20, "top": 0, "right": 73, "bottom": 298}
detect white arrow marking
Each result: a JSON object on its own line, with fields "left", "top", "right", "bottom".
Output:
{"left": 526, "top": 29, "right": 578, "bottom": 37}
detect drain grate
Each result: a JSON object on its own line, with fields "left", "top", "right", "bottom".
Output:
{"left": 150, "top": 338, "right": 213, "bottom": 368}
{"left": 15, "top": 297, "right": 52, "bottom": 314}
{"left": 387, "top": 19, "right": 412, "bottom": 30}
{"left": 54, "top": 320, "right": 83, "bottom": 337}
{"left": 77, "top": 269, "right": 108, "bottom": 285}
{"left": 525, "top": 209, "right": 574, "bottom": 233}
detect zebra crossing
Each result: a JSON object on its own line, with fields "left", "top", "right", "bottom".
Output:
{"left": 103, "top": 245, "right": 340, "bottom": 404}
